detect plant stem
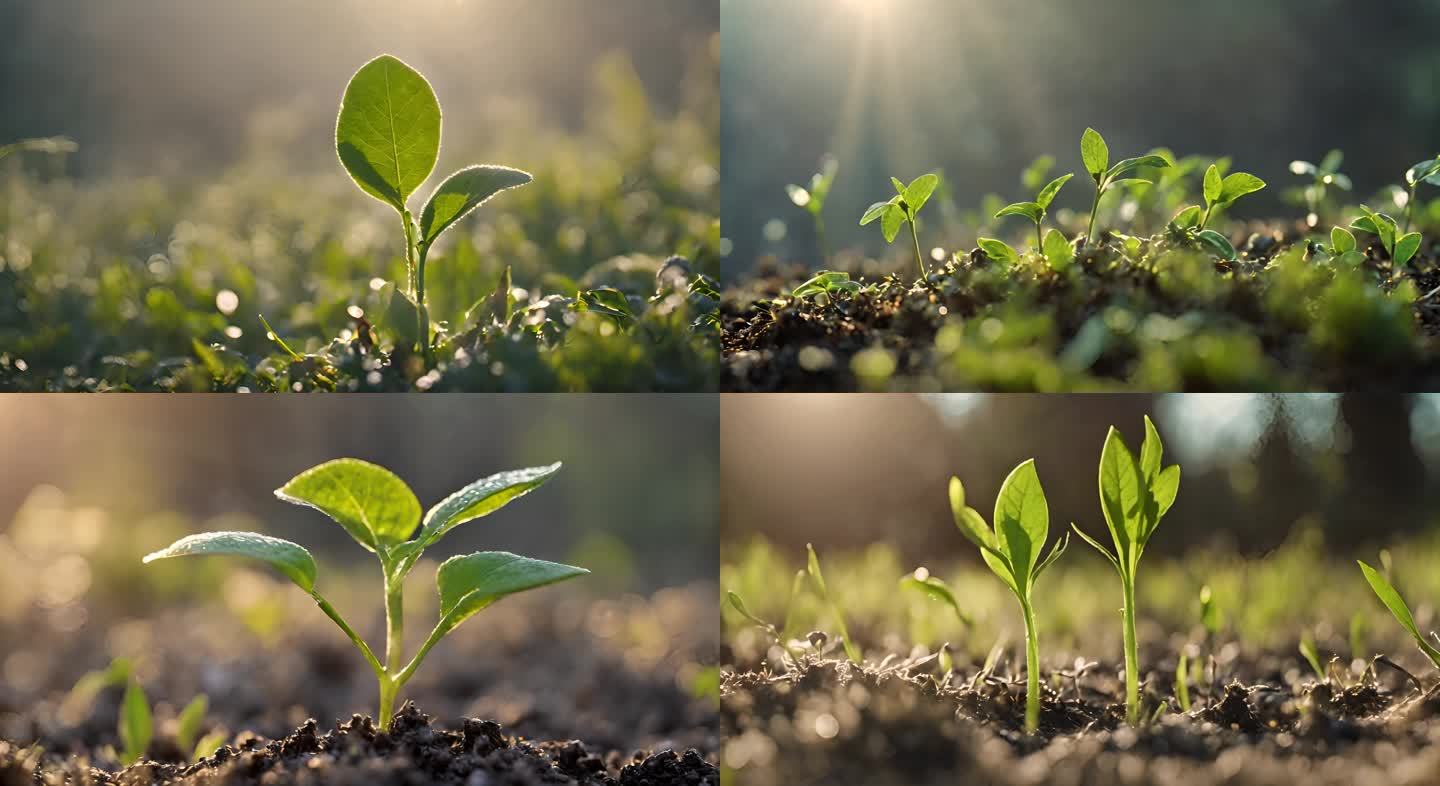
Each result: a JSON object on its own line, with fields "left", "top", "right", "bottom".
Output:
{"left": 1405, "top": 183, "right": 1418, "bottom": 234}
{"left": 1121, "top": 575, "right": 1140, "bottom": 726}
{"left": 400, "top": 210, "right": 430, "bottom": 359}
{"left": 815, "top": 215, "right": 830, "bottom": 266}
{"left": 380, "top": 569, "right": 405, "bottom": 729}
{"left": 311, "top": 592, "right": 384, "bottom": 678}
{"left": 1021, "top": 599, "right": 1041, "bottom": 734}
{"left": 415, "top": 244, "right": 432, "bottom": 364}
{"left": 377, "top": 674, "right": 398, "bottom": 730}
{"left": 1200, "top": 204, "right": 1214, "bottom": 232}
{"left": 1085, "top": 185, "right": 1102, "bottom": 248}
{"left": 909, "top": 218, "right": 927, "bottom": 281}
{"left": 1035, "top": 221, "right": 1044, "bottom": 255}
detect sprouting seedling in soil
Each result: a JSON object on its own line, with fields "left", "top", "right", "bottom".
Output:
{"left": 1197, "top": 163, "right": 1265, "bottom": 231}
{"left": 1198, "top": 584, "right": 1222, "bottom": 638}
{"left": 1071, "top": 416, "right": 1181, "bottom": 726}
{"left": 1289, "top": 150, "right": 1351, "bottom": 225}
{"left": 1299, "top": 632, "right": 1326, "bottom": 681}
{"left": 997, "top": 173, "right": 1074, "bottom": 252}
{"left": 726, "top": 590, "right": 799, "bottom": 663}
{"left": 1403, "top": 156, "right": 1440, "bottom": 233}
{"left": 143, "top": 458, "right": 586, "bottom": 731}
{"left": 1357, "top": 559, "right": 1440, "bottom": 670}
{"left": 805, "top": 543, "right": 860, "bottom": 663}
{"left": 1351, "top": 204, "right": 1422, "bottom": 274}
{"left": 1079, "top": 128, "right": 1170, "bottom": 248}
{"left": 1174, "top": 649, "right": 1190, "bottom": 712}
{"left": 119, "top": 678, "right": 151, "bottom": 766}
{"left": 335, "top": 55, "right": 532, "bottom": 359}
{"left": 900, "top": 567, "right": 972, "bottom": 627}
{"left": 1325, "top": 226, "right": 1367, "bottom": 266}
{"left": 788, "top": 157, "right": 839, "bottom": 263}
{"left": 106, "top": 671, "right": 220, "bottom": 766}
{"left": 860, "top": 173, "right": 940, "bottom": 281}
{"left": 949, "top": 462, "right": 1070, "bottom": 733}
{"left": 791, "top": 270, "right": 861, "bottom": 302}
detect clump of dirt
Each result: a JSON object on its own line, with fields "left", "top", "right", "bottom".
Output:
{"left": 722, "top": 649, "right": 1440, "bottom": 786}
{"left": 0, "top": 703, "right": 717, "bottom": 785}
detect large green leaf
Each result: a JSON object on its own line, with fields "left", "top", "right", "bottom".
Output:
{"left": 436, "top": 551, "right": 587, "bottom": 634}
{"left": 414, "top": 463, "right": 562, "bottom": 552}
{"left": 143, "top": 532, "right": 318, "bottom": 592}
{"left": 419, "top": 165, "right": 532, "bottom": 245}
{"left": 993, "top": 459, "right": 1049, "bottom": 587}
{"left": 275, "top": 459, "right": 421, "bottom": 552}
{"left": 335, "top": 55, "right": 441, "bottom": 211}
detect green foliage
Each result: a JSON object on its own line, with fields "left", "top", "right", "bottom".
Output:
{"left": 119, "top": 679, "right": 152, "bottom": 767}
{"left": 976, "top": 237, "right": 1019, "bottom": 267}
{"left": 1042, "top": 229, "right": 1075, "bottom": 271}
{"left": 791, "top": 271, "right": 861, "bottom": 301}
{"left": 899, "top": 568, "right": 971, "bottom": 627}
{"left": 1352, "top": 204, "right": 1423, "bottom": 272}
{"left": 806, "top": 544, "right": 860, "bottom": 663}
{"left": 860, "top": 173, "right": 941, "bottom": 280}
{"left": 1072, "top": 417, "right": 1180, "bottom": 725}
{"left": 1079, "top": 128, "right": 1170, "bottom": 247}
{"left": 1197, "top": 164, "right": 1266, "bottom": 230}
{"left": 997, "top": 173, "right": 1074, "bottom": 251}
{"left": 788, "top": 157, "right": 839, "bottom": 262}
{"left": 1174, "top": 649, "right": 1190, "bottom": 712}
{"left": 145, "top": 458, "right": 587, "bottom": 729}
{"left": 1357, "top": 559, "right": 1440, "bottom": 669}
{"left": 949, "top": 463, "right": 1069, "bottom": 732}
{"left": 1299, "top": 632, "right": 1326, "bottom": 681}
{"left": 1403, "top": 156, "right": 1440, "bottom": 233}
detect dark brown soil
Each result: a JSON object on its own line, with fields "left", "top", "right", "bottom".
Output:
{"left": 721, "top": 649, "right": 1440, "bottom": 786}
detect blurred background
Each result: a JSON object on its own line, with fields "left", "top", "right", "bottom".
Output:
{"left": 720, "top": 0, "right": 1440, "bottom": 278}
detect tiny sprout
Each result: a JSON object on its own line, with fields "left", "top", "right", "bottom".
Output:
{"left": 1290, "top": 150, "right": 1351, "bottom": 225}
{"left": 1352, "top": 204, "right": 1422, "bottom": 274}
{"left": 949, "top": 461, "right": 1070, "bottom": 733}
{"left": 1199, "top": 584, "right": 1222, "bottom": 637}
{"left": 144, "top": 458, "right": 586, "bottom": 730}
{"left": 806, "top": 543, "right": 860, "bottom": 663}
{"left": 1403, "top": 156, "right": 1440, "bottom": 233}
{"left": 1072, "top": 416, "right": 1181, "bottom": 726}
{"left": 1174, "top": 650, "right": 1190, "bottom": 712}
{"left": 1299, "top": 632, "right": 1326, "bottom": 681}
{"left": 727, "top": 590, "right": 798, "bottom": 662}
{"left": 336, "top": 55, "right": 532, "bottom": 358}
{"left": 788, "top": 157, "right": 839, "bottom": 263}
{"left": 791, "top": 270, "right": 861, "bottom": 302}
{"left": 1357, "top": 559, "right": 1440, "bottom": 670}
{"left": 1079, "top": 128, "right": 1170, "bottom": 248}
{"left": 900, "top": 567, "right": 972, "bottom": 627}
{"left": 997, "top": 173, "right": 1074, "bottom": 251}
{"left": 860, "top": 173, "right": 940, "bottom": 281}
{"left": 119, "top": 678, "right": 151, "bottom": 767}
{"left": 1198, "top": 163, "right": 1266, "bottom": 231}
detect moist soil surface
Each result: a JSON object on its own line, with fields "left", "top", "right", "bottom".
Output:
{"left": 721, "top": 223, "right": 1440, "bottom": 391}
{"left": 0, "top": 587, "right": 718, "bottom": 785}
{"left": 721, "top": 647, "right": 1440, "bottom": 786}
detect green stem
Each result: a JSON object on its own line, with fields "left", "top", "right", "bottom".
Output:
{"left": 1035, "top": 221, "right": 1044, "bottom": 255}
{"left": 396, "top": 621, "right": 449, "bottom": 686}
{"left": 311, "top": 592, "right": 384, "bottom": 678}
{"left": 815, "top": 215, "right": 830, "bottom": 266}
{"left": 1122, "top": 575, "right": 1140, "bottom": 725}
{"left": 416, "top": 245, "right": 432, "bottom": 363}
{"left": 380, "top": 569, "right": 405, "bottom": 729}
{"left": 1405, "top": 183, "right": 1418, "bottom": 234}
{"left": 400, "top": 210, "right": 427, "bottom": 358}
{"left": 909, "top": 218, "right": 927, "bottom": 281}
{"left": 1200, "top": 204, "right": 1214, "bottom": 232}
{"left": 1085, "top": 185, "right": 1102, "bottom": 248}
{"left": 1021, "top": 598, "right": 1041, "bottom": 734}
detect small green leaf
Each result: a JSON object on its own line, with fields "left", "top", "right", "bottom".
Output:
{"left": 1139, "top": 415, "right": 1163, "bottom": 482}
{"left": 275, "top": 459, "right": 421, "bottom": 552}
{"left": 1071, "top": 522, "right": 1121, "bottom": 574}
{"left": 1170, "top": 205, "right": 1203, "bottom": 231}
{"left": 1338, "top": 250, "right": 1367, "bottom": 266}
{"left": 413, "top": 463, "right": 562, "bottom": 553}
{"left": 891, "top": 176, "right": 907, "bottom": 196}
{"left": 120, "top": 679, "right": 152, "bottom": 767}
{"left": 993, "top": 459, "right": 1049, "bottom": 588}
{"left": 1331, "top": 226, "right": 1356, "bottom": 254}
{"left": 1036, "top": 173, "right": 1073, "bottom": 209}
{"left": 949, "top": 477, "right": 994, "bottom": 550}
{"left": 1105, "top": 155, "right": 1169, "bottom": 182}
{"left": 577, "top": 288, "right": 636, "bottom": 327}
{"left": 904, "top": 174, "right": 940, "bottom": 215}
{"left": 436, "top": 551, "right": 588, "bottom": 635}
{"left": 1042, "top": 228, "right": 1074, "bottom": 271}
{"left": 1358, "top": 560, "right": 1440, "bottom": 668}
{"left": 1081, "top": 128, "right": 1109, "bottom": 179}
{"left": 192, "top": 731, "right": 229, "bottom": 762}
{"left": 143, "top": 532, "right": 318, "bottom": 592}
{"left": 419, "top": 165, "right": 532, "bottom": 245}
{"left": 977, "top": 237, "right": 1019, "bottom": 266}
{"left": 1299, "top": 634, "right": 1325, "bottom": 680}
{"left": 900, "top": 572, "right": 971, "bottom": 626}
{"left": 1395, "top": 232, "right": 1422, "bottom": 267}
{"left": 1195, "top": 229, "right": 1236, "bottom": 261}
{"left": 1218, "top": 172, "right": 1266, "bottom": 204}
{"left": 1203, "top": 164, "right": 1222, "bottom": 206}
{"left": 1033, "top": 531, "right": 1070, "bottom": 579}
{"left": 996, "top": 202, "right": 1043, "bottom": 223}
{"left": 881, "top": 204, "right": 906, "bottom": 243}
{"left": 335, "top": 55, "right": 442, "bottom": 211}
{"left": 860, "top": 201, "right": 892, "bottom": 225}
{"left": 1153, "top": 465, "right": 1181, "bottom": 519}
{"left": 175, "top": 695, "right": 207, "bottom": 753}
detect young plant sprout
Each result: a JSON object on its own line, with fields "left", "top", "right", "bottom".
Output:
{"left": 996, "top": 173, "right": 1074, "bottom": 251}
{"left": 1352, "top": 205, "right": 1423, "bottom": 274}
{"left": 1326, "top": 226, "right": 1367, "bottom": 266}
{"left": 900, "top": 567, "right": 972, "bottom": 627}
{"left": 1198, "top": 164, "right": 1266, "bottom": 231}
{"left": 143, "top": 458, "right": 586, "bottom": 730}
{"left": 860, "top": 173, "right": 940, "bottom": 281}
{"left": 806, "top": 544, "right": 860, "bottom": 663}
{"left": 1289, "top": 150, "right": 1351, "bottom": 226}
{"left": 1071, "top": 417, "right": 1181, "bottom": 726}
{"left": 1174, "top": 650, "right": 1190, "bottom": 712}
{"left": 336, "top": 55, "right": 533, "bottom": 358}
{"left": 1357, "top": 559, "right": 1440, "bottom": 670}
{"left": 949, "top": 461, "right": 1070, "bottom": 733}
{"left": 1299, "top": 631, "right": 1326, "bottom": 681}
{"left": 787, "top": 157, "right": 839, "bottom": 263}
{"left": 791, "top": 270, "right": 861, "bottom": 302}
{"left": 1403, "top": 156, "right": 1440, "bottom": 233}
{"left": 1079, "top": 128, "right": 1170, "bottom": 248}
{"left": 726, "top": 591, "right": 800, "bottom": 663}
{"left": 976, "top": 237, "right": 1019, "bottom": 267}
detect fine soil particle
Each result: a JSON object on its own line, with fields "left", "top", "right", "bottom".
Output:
{"left": 0, "top": 704, "right": 717, "bottom": 785}
{"left": 721, "top": 651, "right": 1440, "bottom": 786}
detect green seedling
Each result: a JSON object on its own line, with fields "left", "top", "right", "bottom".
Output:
{"left": 791, "top": 270, "right": 861, "bottom": 301}
{"left": 860, "top": 173, "right": 940, "bottom": 281}
{"left": 335, "top": 55, "right": 533, "bottom": 358}
{"left": 1357, "top": 559, "right": 1440, "bottom": 670}
{"left": 788, "top": 157, "right": 839, "bottom": 262}
{"left": 101, "top": 671, "right": 220, "bottom": 766}
{"left": 1325, "top": 226, "right": 1367, "bottom": 266}
{"left": 949, "top": 461, "right": 1070, "bottom": 733}
{"left": 1079, "top": 128, "right": 1170, "bottom": 248}
{"left": 1199, "top": 584, "right": 1222, "bottom": 638}
{"left": 1290, "top": 150, "right": 1351, "bottom": 224}
{"left": 900, "top": 567, "right": 972, "bottom": 627}
{"left": 1403, "top": 156, "right": 1440, "bottom": 233}
{"left": 119, "top": 678, "right": 151, "bottom": 767}
{"left": 144, "top": 458, "right": 586, "bottom": 730}
{"left": 1174, "top": 649, "right": 1190, "bottom": 712}
{"left": 997, "top": 173, "right": 1074, "bottom": 251}
{"left": 726, "top": 590, "right": 798, "bottom": 662}
{"left": 1072, "top": 417, "right": 1181, "bottom": 726}
{"left": 1351, "top": 205, "right": 1422, "bottom": 273}
{"left": 976, "top": 237, "right": 1019, "bottom": 267}
{"left": 1197, "top": 164, "right": 1266, "bottom": 231}
{"left": 1299, "top": 632, "right": 1326, "bottom": 681}
{"left": 805, "top": 543, "right": 860, "bottom": 663}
